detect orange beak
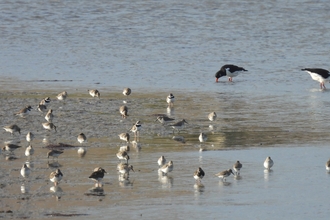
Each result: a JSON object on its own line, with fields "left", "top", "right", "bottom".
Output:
{"left": 215, "top": 78, "right": 219, "bottom": 83}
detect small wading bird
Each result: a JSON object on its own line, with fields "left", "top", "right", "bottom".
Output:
{"left": 301, "top": 68, "right": 330, "bottom": 90}
{"left": 50, "top": 169, "right": 63, "bottom": 186}
{"left": 170, "top": 119, "right": 188, "bottom": 133}
{"left": 119, "top": 133, "right": 130, "bottom": 143}
{"left": 14, "top": 106, "right": 33, "bottom": 118}
{"left": 130, "top": 121, "right": 141, "bottom": 138}
{"left": 45, "top": 109, "right": 54, "bottom": 123}
{"left": 26, "top": 132, "right": 34, "bottom": 143}
{"left": 155, "top": 116, "right": 175, "bottom": 125}
{"left": 25, "top": 145, "right": 34, "bottom": 157}
{"left": 47, "top": 149, "right": 63, "bottom": 160}
{"left": 166, "top": 93, "right": 175, "bottom": 106}
{"left": 208, "top": 112, "right": 217, "bottom": 122}
{"left": 159, "top": 161, "right": 173, "bottom": 176}
{"left": 119, "top": 105, "right": 129, "bottom": 118}
{"left": 3, "top": 124, "right": 21, "bottom": 135}
{"left": 117, "top": 163, "right": 134, "bottom": 179}
{"left": 42, "top": 122, "right": 57, "bottom": 132}
{"left": 2, "top": 144, "right": 22, "bottom": 153}
{"left": 89, "top": 167, "right": 107, "bottom": 187}
{"left": 20, "top": 164, "right": 31, "bottom": 178}
{"left": 39, "top": 97, "right": 51, "bottom": 105}
{"left": 77, "top": 133, "right": 87, "bottom": 144}
{"left": 233, "top": 161, "right": 243, "bottom": 176}
{"left": 88, "top": 89, "right": 100, "bottom": 98}
{"left": 158, "top": 156, "right": 166, "bottom": 168}
{"left": 215, "top": 169, "right": 234, "bottom": 182}
{"left": 215, "top": 64, "right": 247, "bottom": 82}
{"left": 116, "top": 150, "right": 130, "bottom": 163}
{"left": 263, "top": 156, "right": 274, "bottom": 170}
{"left": 123, "top": 88, "right": 131, "bottom": 96}
{"left": 194, "top": 167, "right": 205, "bottom": 183}
{"left": 326, "top": 159, "right": 330, "bottom": 171}
{"left": 37, "top": 103, "right": 47, "bottom": 113}
{"left": 56, "top": 91, "right": 68, "bottom": 101}
{"left": 199, "top": 132, "right": 207, "bottom": 143}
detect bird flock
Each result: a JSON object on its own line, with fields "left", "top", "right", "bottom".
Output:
{"left": 2, "top": 64, "right": 330, "bottom": 195}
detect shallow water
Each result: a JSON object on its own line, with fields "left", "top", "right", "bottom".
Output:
{"left": 1, "top": 0, "right": 330, "bottom": 219}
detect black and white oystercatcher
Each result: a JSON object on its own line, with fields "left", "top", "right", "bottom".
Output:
{"left": 215, "top": 64, "right": 247, "bottom": 82}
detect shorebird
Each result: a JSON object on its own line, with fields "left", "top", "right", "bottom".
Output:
{"left": 56, "top": 91, "right": 68, "bottom": 101}
{"left": 42, "top": 122, "right": 57, "bottom": 132}
{"left": 45, "top": 109, "right": 54, "bottom": 122}
{"left": 26, "top": 132, "right": 34, "bottom": 143}
{"left": 50, "top": 169, "right": 63, "bottom": 186}
{"left": 170, "top": 119, "right": 188, "bottom": 133}
{"left": 119, "top": 133, "right": 130, "bottom": 143}
{"left": 123, "top": 88, "right": 131, "bottom": 96}
{"left": 20, "top": 164, "right": 31, "bottom": 178}
{"left": 233, "top": 161, "right": 243, "bottom": 176}
{"left": 215, "top": 64, "right": 247, "bottom": 82}
{"left": 301, "top": 68, "right": 330, "bottom": 90}
{"left": 119, "top": 105, "right": 129, "bottom": 118}
{"left": 116, "top": 150, "right": 130, "bottom": 162}
{"left": 3, "top": 124, "right": 21, "bottom": 135}
{"left": 159, "top": 161, "right": 173, "bottom": 176}
{"left": 194, "top": 167, "right": 205, "bottom": 183}
{"left": 263, "top": 156, "right": 274, "bottom": 170}
{"left": 155, "top": 116, "right": 175, "bottom": 125}
{"left": 208, "top": 112, "right": 217, "bottom": 122}
{"left": 88, "top": 89, "right": 100, "bottom": 98}
{"left": 39, "top": 97, "right": 51, "bottom": 105}
{"left": 37, "top": 103, "right": 47, "bottom": 113}
{"left": 89, "top": 167, "right": 107, "bottom": 187}
{"left": 14, "top": 106, "right": 33, "bottom": 118}
{"left": 130, "top": 121, "right": 141, "bottom": 137}
{"left": 117, "top": 163, "right": 134, "bottom": 179}
{"left": 25, "top": 145, "right": 34, "bottom": 157}
{"left": 157, "top": 156, "right": 166, "bottom": 167}
{"left": 77, "top": 133, "right": 87, "bottom": 144}
{"left": 215, "top": 169, "right": 234, "bottom": 182}
{"left": 199, "top": 132, "right": 207, "bottom": 143}
{"left": 326, "top": 159, "right": 330, "bottom": 171}
{"left": 2, "top": 144, "right": 22, "bottom": 153}
{"left": 47, "top": 149, "right": 63, "bottom": 160}
{"left": 166, "top": 93, "right": 175, "bottom": 106}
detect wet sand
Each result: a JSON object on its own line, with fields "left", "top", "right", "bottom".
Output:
{"left": 0, "top": 86, "right": 330, "bottom": 219}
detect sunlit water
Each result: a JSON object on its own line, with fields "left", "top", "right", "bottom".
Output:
{"left": 1, "top": 0, "right": 330, "bottom": 219}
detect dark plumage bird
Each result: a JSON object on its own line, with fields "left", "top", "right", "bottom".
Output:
{"left": 14, "top": 106, "right": 33, "bottom": 118}
{"left": 155, "top": 116, "right": 175, "bottom": 125}
{"left": 89, "top": 167, "right": 107, "bottom": 187}
{"left": 170, "top": 119, "right": 188, "bottom": 133}
{"left": 215, "top": 169, "right": 234, "bottom": 182}
{"left": 215, "top": 64, "right": 247, "bottom": 82}
{"left": 47, "top": 149, "right": 63, "bottom": 160}
{"left": 301, "top": 68, "right": 330, "bottom": 90}
{"left": 3, "top": 144, "right": 22, "bottom": 153}
{"left": 3, "top": 124, "right": 21, "bottom": 135}
{"left": 194, "top": 167, "right": 205, "bottom": 183}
